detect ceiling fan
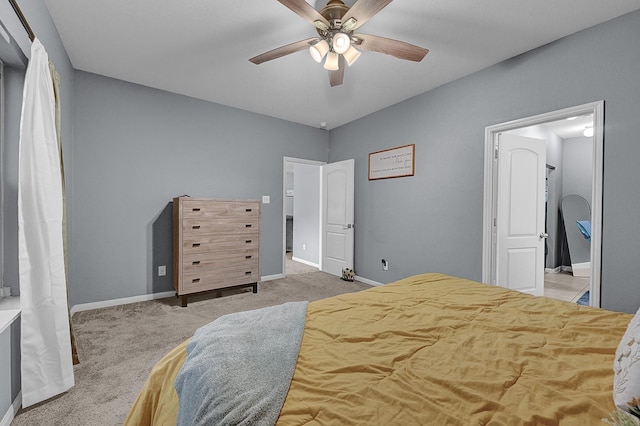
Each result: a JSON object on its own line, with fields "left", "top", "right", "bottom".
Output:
{"left": 249, "top": 0, "right": 429, "bottom": 87}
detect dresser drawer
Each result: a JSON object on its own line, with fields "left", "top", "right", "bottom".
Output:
{"left": 181, "top": 267, "right": 260, "bottom": 294}
{"left": 182, "top": 249, "right": 258, "bottom": 271}
{"left": 181, "top": 200, "right": 259, "bottom": 220}
{"left": 182, "top": 216, "right": 259, "bottom": 235}
{"left": 182, "top": 233, "right": 258, "bottom": 255}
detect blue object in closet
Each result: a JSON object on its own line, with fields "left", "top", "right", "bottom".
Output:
{"left": 577, "top": 220, "right": 591, "bottom": 241}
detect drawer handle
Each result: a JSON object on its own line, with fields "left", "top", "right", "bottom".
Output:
{"left": 192, "top": 208, "right": 201, "bottom": 212}
{"left": 245, "top": 240, "right": 252, "bottom": 244}
{"left": 245, "top": 255, "right": 252, "bottom": 259}
{"left": 245, "top": 224, "right": 252, "bottom": 228}
{"left": 192, "top": 278, "right": 200, "bottom": 283}
{"left": 192, "top": 243, "right": 201, "bottom": 247}
{"left": 192, "top": 261, "right": 201, "bottom": 265}
{"left": 246, "top": 208, "right": 252, "bottom": 212}
{"left": 245, "top": 271, "right": 252, "bottom": 275}
{"left": 192, "top": 225, "right": 201, "bottom": 229}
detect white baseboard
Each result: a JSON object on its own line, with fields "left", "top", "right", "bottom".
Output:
{"left": 261, "top": 274, "right": 284, "bottom": 282}
{"left": 69, "top": 272, "right": 373, "bottom": 315}
{"left": 1, "top": 391, "right": 21, "bottom": 426}
{"left": 355, "top": 275, "right": 384, "bottom": 287}
{"left": 70, "top": 291, "right": 175, "bottom": 316}
{"left": 291, "top": 257, "right": 320, "bottom": 269}
{"left": 70, "top": 275, "right": 289, "bottom": 315}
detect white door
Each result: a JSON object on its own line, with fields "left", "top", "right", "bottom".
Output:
{"left": 321, "top": 159, "right": 355, "bottom": 277}
{"left": 495, "top": 134, "right": 546, "bottom": 296}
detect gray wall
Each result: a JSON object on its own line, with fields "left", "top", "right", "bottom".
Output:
{"left": 72, "top": 71, "right": 329, "bottom": 305}
{"left": 328, "top": 10, "right": 640, "bottom": 313}
{"left": 562, "top": 136, "right": 593, "bottom": 202}
{"left": 546, "top": 133, "right": 563, "bottom": 269}
{"left": 292, "top": 163, "right": 320, "bottom": 264}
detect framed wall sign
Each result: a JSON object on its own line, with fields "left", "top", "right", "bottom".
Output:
{"left": 368, "top": 144, "right": 415, "bottom": 180}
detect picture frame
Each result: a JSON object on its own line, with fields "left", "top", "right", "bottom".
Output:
{"left": 368, "top": 144, "right": 415, "bottom": 180}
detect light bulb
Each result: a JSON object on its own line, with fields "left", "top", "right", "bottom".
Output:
{"left": 324, "top": 51, "right": 339, "bottom": 71}
{"left": 332, "top": 33, "right": 350, "bottom": 54}
{"left": 309, "top": 39, "right": 329, "bottom": 63}
{"left": 343, "top": 45, "right": 361, "bottom": 66}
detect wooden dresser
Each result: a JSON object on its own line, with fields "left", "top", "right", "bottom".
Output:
{"left": 172, "top": 197, "right": 260, "bottom": 307}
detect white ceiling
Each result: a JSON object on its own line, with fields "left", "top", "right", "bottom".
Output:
{"left": 544, "top": 115, "right": 594, "bottom": 139}
{"left": 43, "top": 0, "right": 640, "bottom": 130}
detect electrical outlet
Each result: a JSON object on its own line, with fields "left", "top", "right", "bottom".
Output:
{"left": 302, "top": 243, "right": 306, "bottom": 251}
{"left": 382, "top": 259, "right": 389, "bottom": 271}
{"left": 158, "top": 265, "right": 166, "bottom": 276}
{"left": 262, "top": 195, "right": 270, "bottom": 204}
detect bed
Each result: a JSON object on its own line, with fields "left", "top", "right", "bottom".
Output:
{"left": 125, "top": 273, "right": 639, "bottom": 425}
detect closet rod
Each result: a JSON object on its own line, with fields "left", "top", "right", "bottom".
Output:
{"left": 8, "top": 0, "right": 35, "bottom": 42}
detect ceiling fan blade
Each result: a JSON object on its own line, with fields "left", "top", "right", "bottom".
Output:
{"left": 341, "top": 0, "right": 394, "bottom": 31}
{"left": 278, "top": 0, "right": 330, "bottom": 29}
{"left": 328, "top": 56, "right": 346, "bottom": 87}
{"left": 353, "top": 33, "right": 428, "bottom": 62}
{"left": 249, "top": 37, "right": 317, "bottom": 65}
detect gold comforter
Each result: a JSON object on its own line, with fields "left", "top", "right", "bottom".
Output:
{"left": 126, "top": 273, "right": 632, "bottom": 425}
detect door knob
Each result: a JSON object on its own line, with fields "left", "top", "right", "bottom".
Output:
{"left": 539, "top": 233, "right": 549, "bottom": 239}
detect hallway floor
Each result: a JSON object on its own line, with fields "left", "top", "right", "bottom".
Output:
{"left": 286, "top": 252, "right": 319, "bottom": 275}
{"left": 544, "top": 271, "right": 589, "bottom": 303}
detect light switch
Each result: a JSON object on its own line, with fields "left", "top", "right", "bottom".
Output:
{"left": 262, "top": 195, "right": 270, "bottom": 204}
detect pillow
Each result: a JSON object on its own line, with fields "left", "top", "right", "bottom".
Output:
{"left": 614, "top": 307, "right": 640, "bottom": 419}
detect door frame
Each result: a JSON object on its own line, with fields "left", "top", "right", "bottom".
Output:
{"left": 282, "top": 157, "right": 325, "bottom": 277}
{"left": 482, "top": 101, "right": 604, "bottom": 307}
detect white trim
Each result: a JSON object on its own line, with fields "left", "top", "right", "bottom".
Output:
{"left": 70, "top": 276, "right": 292, "bottom": 315}
{"left": 261, "top": 273, "right": 284, "bottom": 282}
{"left": 69, "top": 291, "right": 175, "bottom": 316}
{"left": 0, "top": 62, "right": 4, "bottom": 291}
{"left": 354, "top": 275, "right": 384, "bottom": 287}
{"left": 482, "top": 101, "right": 604, "bottom": 308}
{"left": 0, "top": 391, "right": 21, "bottom": 426}
{"left": 0, "top": 297, "right": 20, "bottom": 334}
{"left": 291, "top": 256, "right": 319, "bottom": 269}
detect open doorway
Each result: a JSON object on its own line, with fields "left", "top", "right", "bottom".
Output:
{"left": 282, "top": 157, "right": 356, "bottom": 278}
{"left": 282, "top": 157, "right": 324, "bottom": 276}
{"left": 482, "top": 101, "right": 604, "bottom": 307}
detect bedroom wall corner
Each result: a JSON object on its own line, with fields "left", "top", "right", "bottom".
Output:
{"left": 71, "top": 71, "right": 330, "bottom": 305}
{"left": 328, "top": 9, "right": 640, "bottom": 313}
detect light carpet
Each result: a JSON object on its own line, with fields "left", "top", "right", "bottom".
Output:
{"left": 11, "top": 272, "right": 371, "bottom": 426}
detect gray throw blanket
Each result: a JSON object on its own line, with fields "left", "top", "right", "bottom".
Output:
{"left": 175, "top": 301, "right": 308, "bottom": 426}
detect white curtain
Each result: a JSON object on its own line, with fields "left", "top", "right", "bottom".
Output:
{"left": 18, "top": 38, "right": 74, "bottom": 407}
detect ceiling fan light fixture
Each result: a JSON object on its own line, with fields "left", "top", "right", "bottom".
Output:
{"left": 342, "top": 17, "right": 358, "bottom": 32}
{"left": 314, "top": 20, "right": 329, "bottom": 32}
{"left": 324, "top": 51, "right": 340, "bottom": 71}
{"left": 343, "top": 45, "right": 361, "bottom": 66}
{"left": 309, "top": 39, "right": 330, "bottom": 63}
{"left": 332, "top": 32, "right": 351, "bottom": 54}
